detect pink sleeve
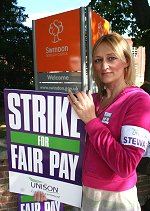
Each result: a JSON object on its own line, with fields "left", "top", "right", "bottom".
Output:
{"left": 85, "top": 93, "right": 150, "bottom": 178}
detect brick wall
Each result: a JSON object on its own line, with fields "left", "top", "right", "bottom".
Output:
{"left": 0, "top": 159, "right": 18, "bottom": 211}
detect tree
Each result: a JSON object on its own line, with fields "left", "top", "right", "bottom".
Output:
{"left": 89, "top": 0, "right": 150, "bottom": 82}
{"left": 131, "top": 0, "right": 150, "bottom": 82}
{"left": 0, "top": 0, "right": 34, "bottom": 102}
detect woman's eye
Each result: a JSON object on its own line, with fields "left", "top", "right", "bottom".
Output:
{"left": 94, "top": 58, "right": 102, "bottom": 63}
{"left": 107, "top": 57, "right": 116, "bottom": 61}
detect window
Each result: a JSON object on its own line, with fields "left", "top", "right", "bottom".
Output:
{"left": 132, "top": 47, "right": 138, "bottom": 58}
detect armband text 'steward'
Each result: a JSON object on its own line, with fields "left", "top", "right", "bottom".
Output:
{"left": 121, "top": 125, "right": 149, "bottom": 151}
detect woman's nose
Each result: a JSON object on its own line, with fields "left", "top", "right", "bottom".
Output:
{"left": 102, "top": 60, "right": 109, "bottom": 70}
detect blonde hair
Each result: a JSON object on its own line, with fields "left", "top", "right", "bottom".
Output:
{"left": 92, "top": 32, "right": 135, "bottom": 95}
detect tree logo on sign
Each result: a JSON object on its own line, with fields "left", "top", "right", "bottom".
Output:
{"left": 49, "top": 20, "right": 64, "bottom": 43}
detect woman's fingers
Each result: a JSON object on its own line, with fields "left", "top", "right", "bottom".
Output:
{"left": 34, "top": 191, "right": 47, "bottom": 202}
{"left": 68, "top": 90, "right": 92, "bottom": 106}
{"left": 68, "top": 90, "right": 96, "bottom": 124}
{"left": 68, "top": 90, "right": 79, "bottom": 104}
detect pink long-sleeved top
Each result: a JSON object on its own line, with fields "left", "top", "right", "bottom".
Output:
{"left": 82, "top": 86, "right": 150, "bottom": 191}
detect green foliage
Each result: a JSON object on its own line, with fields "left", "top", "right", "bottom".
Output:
{"left": 89, "top": 0, "right": 149, "bottom": 47}
{"left": 0, "top": 0, "right": 34, "bottom": 102}
{"left": 90, "top": 0, "right": 133, "bottom": 34}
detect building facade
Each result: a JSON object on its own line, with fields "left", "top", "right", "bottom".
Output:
{"left": 125, "top": 37, "right": 145, "bottom": 86}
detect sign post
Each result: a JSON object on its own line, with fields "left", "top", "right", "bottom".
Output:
{"left": 33, "top": 8, "right": 84, "bottom": 92}
{"left": 32, "top": 7, "right": 110, "bottom": 93}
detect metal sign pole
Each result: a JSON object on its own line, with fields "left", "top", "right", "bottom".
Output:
{"left": 86, "top": 6, "right": 93, "bottom": 92}
{"left": 80, "top": 7, "right": 87, "bottom": 92}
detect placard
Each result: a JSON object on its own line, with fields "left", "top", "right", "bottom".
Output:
{"left": 4, "top": 89, "right": 86, "bottom": 208}
{"left": 18, "top": 195, "right": 64, "bottom": 211}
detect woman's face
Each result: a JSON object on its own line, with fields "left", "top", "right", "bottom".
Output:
{"left": 93, "top": 42, "right": 129, "bottom": 86}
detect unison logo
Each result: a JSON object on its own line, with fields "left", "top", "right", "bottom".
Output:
{"left": 29, "top": 177, "right": 59, "bottom": 194}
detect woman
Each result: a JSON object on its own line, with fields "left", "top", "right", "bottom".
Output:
{"left": 68, "top": 32, "right": 150, "bottom": 211}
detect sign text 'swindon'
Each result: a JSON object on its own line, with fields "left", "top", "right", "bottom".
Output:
{"left": 46, "top": 46, "right": 68, "bottom": 54}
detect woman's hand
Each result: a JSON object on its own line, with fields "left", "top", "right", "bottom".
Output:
{"left": 34, "top": 191, "right": 47, "bottom": 202}
{"left": 68, "top": 90, "right": 96, "bottom": 124}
